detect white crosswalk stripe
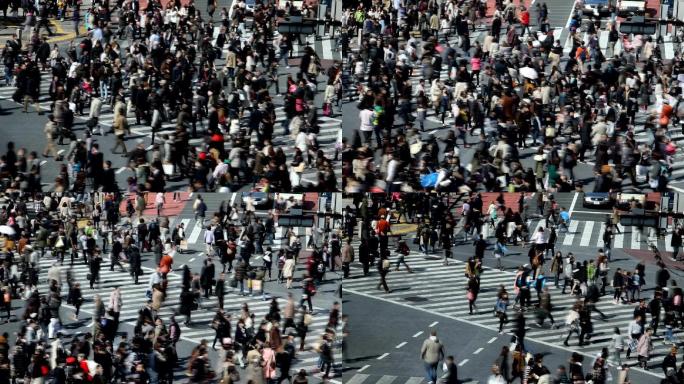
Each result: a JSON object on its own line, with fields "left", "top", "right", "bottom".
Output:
{"left": 35, "top": 250, "right": 341, "bottom": 376}
{"left": 475, "top": 219, "right": 673, "bottom": 252}
{"left": 344, "top": 243, "right": 673, "bottom": 375}
{"left": 344, "top": 374, "right": 428, "bottom": 384}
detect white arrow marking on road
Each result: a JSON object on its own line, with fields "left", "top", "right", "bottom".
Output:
{"left": 458, "top": 359, "right": 469, "bottom": 366}
{"left": 180, "top": 219, "right": 191, "bottom": 233}
{"left": 377, "top": 353, "right": 389, "bottom": 360}
{"left": 395, "top": 342, "right": 407, "bottom": 349}
{"left": 413, "top": 331, "right": 423, "bottom": 338}
{"left": 188, "top": 220, "right": 204, "bottom": 244}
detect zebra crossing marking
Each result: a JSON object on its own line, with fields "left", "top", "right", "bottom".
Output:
{"left": 562, "top": 220, "right": 579, "bottom": 245}
{"left": 579, "top": 221, "right": 594, "bottom": 247}
{"left": 35, "top": 253, "right": 340, "bottom": 374}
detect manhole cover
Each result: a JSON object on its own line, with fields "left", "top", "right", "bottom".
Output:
{"left": 404, "top": 296, "right": 428, "bottom": 302}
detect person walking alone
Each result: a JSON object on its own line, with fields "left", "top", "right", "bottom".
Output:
{"left": 467, "top": 276, "right": 479, "bottom": 315}
{"left": 421, "top": 330, "right": 445, "bottom": 384}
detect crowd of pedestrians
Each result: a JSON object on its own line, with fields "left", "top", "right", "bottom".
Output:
{"left": 340, "top": 0, "right": 684, "bottom": 193}
{"left": 0, "top": 191, "right": 343, "bottom": 382}
{"left": 1, "top": 0, "right": 341, "bottom": 193}
{"left": 341, "top": 192, "right": 684, "bottom": 384}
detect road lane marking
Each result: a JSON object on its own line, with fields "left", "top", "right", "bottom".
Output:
{"left": 579, "top": 221, "right": 594, "bottom": 247}
{"left": 346, "top": 373, "right": 369, "bottom": 384}
{"left": 413, "top": 331, "right": 423, "bottom": 338}
{"left": 376, "top": 376, "right": 396, "bottom": 384}
{"left": 631, "top": 226, "right": 641, "bottom": 250}
{"left": 459, "top": 359, "right": 469, "bottom": 366}
{"left": 569, "top": 192, "right": 578, "bottom": 217}
{"left": 429, "top": 321, "right": 439, "bottom": 327}
{"left": 189, "top": 258, "right": 195, "bottom": 262}
{"left": 473, "top": 347, "right": 484, "bottom": 354}
{"left": 615, "top": 224, "right": 624, "bottom": 248}
{"left": 357, "top": 365, "right": 370, "bottom": 373}
{"left": 377, "top": 353, "right": 389, "bottom": 360}
{"left": 597, "top": 223, "right": 606, "bottom": 248}
{"left": 396, "top": 342, "right": 407, "bottom": 349}
{"left": 488, "top": 337, "right": 497, "bottom": 343}
{"left": 562, "top": 221, "right": 579, "bottom": 245}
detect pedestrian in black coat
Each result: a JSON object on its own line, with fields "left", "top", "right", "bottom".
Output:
{"left": 179, "top": 289, "right": 195, "bottom": 325}
{"left": 127, "top": 244, "right": 141, "bottom": 284}
{"left": 440, "top": 355, "right": 459, "bottom": 384}
{"left": 200, "top": 258, "right": 215, "bottom": 298}
{"left": 215, "top": 273, "right": 225, "bottom": 309}
{"left": 89, "top": 253, "right": 101, "bottom": 289}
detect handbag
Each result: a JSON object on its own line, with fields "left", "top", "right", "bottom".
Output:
{"left": 628, "top": 338, "right": 638, "bottom": 352}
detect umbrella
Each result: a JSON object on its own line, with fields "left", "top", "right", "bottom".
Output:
{"left": 520, "top": 67, "right": 538, "bottom": 80}
{"left": 0, "top": 225, "right": 15, "bottom": 236}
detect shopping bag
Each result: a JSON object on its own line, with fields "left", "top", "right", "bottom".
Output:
{"left": 162, "top": 163, "right": 174, "bottom": 176}
{"left": 180, "top": 240, "right": 188, "bottom": 250}
{"left": 322, "top": 102, "right": 332, "bottom": 117}
{"left": 252, "top": 279, "right": 262, "bottom": 291}
{"left": 628, "top": 339, "right": 638, "bottom": 352}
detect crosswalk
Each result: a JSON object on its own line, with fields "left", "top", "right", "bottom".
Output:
{"left": 343, "top": 241, "right": 671, "bottom": 377}
{"left": 211, "top": 24, "right": 340, "bottom": 62}
{"left": 503, "top": 218, "right": 672, "bottom": 252}
{"left": 34, "top": 241, "right": 342, "bottom": 378}
{"left": 153, "top": 215, "right": 312, "bottom": 254}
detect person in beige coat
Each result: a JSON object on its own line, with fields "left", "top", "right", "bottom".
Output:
{"left": 283, "top": 255, "right": 295, "bottom": 289}
{"left": 421, "top": 330, "right": 445, "bottom": 383}
{"left": 635, "top": 328, "right": 653, "bottom": 369}
{"left": 151, "top": 284, "right": 164, "bottom": 311}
